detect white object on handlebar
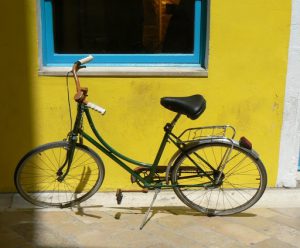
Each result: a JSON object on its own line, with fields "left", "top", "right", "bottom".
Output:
{"left": 86, "top": 102, "right": 106, "bottom": 115}
{"left": 78, "top": 55, "right": 94, "bottom": 65}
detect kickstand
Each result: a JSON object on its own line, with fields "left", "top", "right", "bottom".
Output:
{"left": 139, "top": 188, "right": 161, "bottom": 230}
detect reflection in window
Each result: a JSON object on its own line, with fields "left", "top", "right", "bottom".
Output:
{"left": 52, "top": 0, "right": 195, "bottom": 54}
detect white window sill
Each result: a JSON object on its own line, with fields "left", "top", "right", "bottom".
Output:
{"left": 38, "top": 66, "right": 208, "bottom": 77}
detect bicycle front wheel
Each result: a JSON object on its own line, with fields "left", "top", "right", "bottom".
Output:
{"left": 14, "top": 141, "right": 105, "bottom": 208}
{"left": 171, "top": 141, "right": 267, "bottom": 216}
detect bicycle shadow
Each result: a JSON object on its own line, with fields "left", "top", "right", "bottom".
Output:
{"left": 111, "top": 206, "right": 256, "bottom": 222}
{"left": 72, "top": 167, "right": 104, "bottom": 219}
{"left": 113, "top": 206, "right": 204, "bottom": 228}
{"left": 72, "top": 204, "right": 104, "bottom": 219}
{"left": 113, "top": 206, "right": 204, "bottom": 219}
{"left": 72, "top": 204, "right": 257, "bottom": 227}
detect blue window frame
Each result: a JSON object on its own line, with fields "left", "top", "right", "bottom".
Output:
{"left": 40, "top": 0, "right": 207, "bottom": 67}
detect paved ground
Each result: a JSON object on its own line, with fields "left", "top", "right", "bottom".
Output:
{"left": 1, "top": 189, "right": 300, "bottom": 248}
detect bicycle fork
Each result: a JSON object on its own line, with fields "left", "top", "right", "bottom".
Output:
{"left": 57, "top": 137, "right": 77, "bottom": 182}
{"left": 57, "top": 103, "right": 85, "bottom": 182}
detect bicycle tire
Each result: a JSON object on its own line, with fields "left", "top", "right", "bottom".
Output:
{"left": 14, "top": 141, "right": 105, "bottom": 208}
{"left": 171, "top": 140, "right": 267, "bottom": 216}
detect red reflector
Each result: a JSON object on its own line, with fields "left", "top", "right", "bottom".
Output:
{"left": 239, "top": 136, "right": 252, "bottom": 150}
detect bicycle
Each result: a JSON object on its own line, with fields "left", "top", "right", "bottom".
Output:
{"left": 14, "top": 56, "right": 267, "bottom": 228}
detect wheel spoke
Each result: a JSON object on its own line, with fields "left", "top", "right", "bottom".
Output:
{"left": 172, "top": 142, "right": 266, "bottom": 216}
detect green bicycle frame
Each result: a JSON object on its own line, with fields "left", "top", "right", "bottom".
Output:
{"left": 68, "top": 102, "right": 215, "bottom": 189}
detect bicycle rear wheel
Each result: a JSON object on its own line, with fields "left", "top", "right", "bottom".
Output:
{"left": 14, "top": 141, "right": 105, "bottom": 208}
{"left": 171, "top": 141, "right": 267, "bottom": 216}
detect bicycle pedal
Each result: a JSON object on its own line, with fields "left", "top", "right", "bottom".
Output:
{"left": 116, "top": 188, "right": 148, "bottom": 205}
{"left": 116, "top": 189, "right": 123, "bottom": 205}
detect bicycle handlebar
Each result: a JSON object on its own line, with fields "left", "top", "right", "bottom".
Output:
{"left": 77, "top": 55, "right": 94, "bottom": 65}
{"left": 86, "top": 102, "right": 106, "bottom": 115}
{"left": 71, "top": 55, "right": 106, "bottom": 115}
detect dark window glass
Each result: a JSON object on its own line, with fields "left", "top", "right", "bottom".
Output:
{"left": 52, "top": 0, "right": 195, "bottom": 54}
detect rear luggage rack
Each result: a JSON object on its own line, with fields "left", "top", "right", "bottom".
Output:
{"left": 178, "top": 125, "right": 236, "bottom": 144}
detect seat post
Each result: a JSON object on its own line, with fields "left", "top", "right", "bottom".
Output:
{"left": 150, "top": 113, "right": 181, "bottom": 176}
{"left": 164, "top": 113, "right": 181, "bottom": 133}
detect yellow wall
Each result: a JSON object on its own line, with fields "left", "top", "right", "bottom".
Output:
{"left": 0, "top": 1, "right": 291, "bottom": 191}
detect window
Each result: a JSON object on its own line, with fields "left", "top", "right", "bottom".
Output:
{"left": 40, "top": 0, "right": 207, "bottom": 69}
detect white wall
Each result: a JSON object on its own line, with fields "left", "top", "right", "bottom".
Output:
{"left": 277, "top": 0, "right": 300, "bottom": 187}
